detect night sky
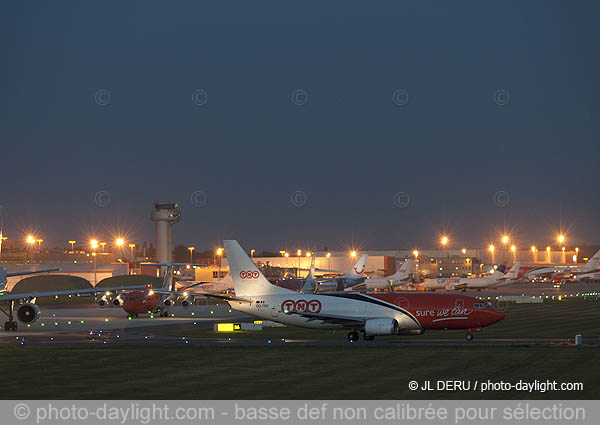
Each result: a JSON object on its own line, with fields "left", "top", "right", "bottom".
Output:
{"left": 1, "top": 1, "right": 599, "bottom": 251}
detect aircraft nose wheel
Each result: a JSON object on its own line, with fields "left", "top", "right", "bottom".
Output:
{"left": 347, "top": 331, "right": 359, "bottom": 342}
{"left": 466, "top": 333, "right": 474, "bottom": 341}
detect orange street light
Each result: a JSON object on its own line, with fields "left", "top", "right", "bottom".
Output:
{"left": 188, "top": 246, "right": 195, "bottom": 263}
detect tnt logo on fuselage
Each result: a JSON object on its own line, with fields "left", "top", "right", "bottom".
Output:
{"left": 281, "top": 299, "right": 322, "bottom": 314}
{"left": 240, "top": 271, "right": 260, "bottom": 279}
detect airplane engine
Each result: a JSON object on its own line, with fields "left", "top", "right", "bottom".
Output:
{"left": 364, "top": 318, "right": 398, "bottom": 336}
{"left": 98, "top": 295, "right": 110, "bottom": 308}
{"left": 445, "top": 284, "right": 457, "bottom": 291}
{"left": 180, "top": 297, "right": 193, "bottom": 308}
{"left": 112, "top": 294, "right": 123, "bottom": 306}
{"left": 17, "top": 303, "right": 41, "bottom": 324}
{"left": 163, "top": 296, "right": 176, "bottom": 307}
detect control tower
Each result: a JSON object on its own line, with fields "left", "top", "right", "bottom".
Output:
{"left": 150, "top": 202, "right": 181, "bottom": 263}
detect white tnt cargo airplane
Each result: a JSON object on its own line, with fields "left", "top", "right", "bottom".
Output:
{"left": 204, "top": 240, "right": 504, "bottom": 341}
{"left": 347, "top": 259, "right": 414, "bottom": 291}
{"left": 418, "top": 262, "right": 521, "bottom": 291}
{"left": 524, "top": 249, "right": 600, "bottom": 281}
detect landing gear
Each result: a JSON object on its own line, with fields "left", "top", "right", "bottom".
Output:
{"left": 347, "top": 331, "right": 359, "bottom": 342}
{"left": 465, "top": 333, "right": 474, "bottom": 341}
{"left": 1, "top": 301, "right": 17, "bottom": 332}
{"left": 364, "top": 334, "right": 375, "bottom": 341}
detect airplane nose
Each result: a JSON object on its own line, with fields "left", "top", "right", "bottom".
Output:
{"left": 487, "top": 308, "right": 504, "bottom": 324}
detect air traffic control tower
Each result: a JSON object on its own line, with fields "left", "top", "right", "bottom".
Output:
{"left": 151, "top": 202, "right": 181, "bottom": 263}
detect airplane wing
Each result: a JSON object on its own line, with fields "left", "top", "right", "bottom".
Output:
{"left": 0, "top": 285, "right": 146, "bottom": 302}
{"left": 149, "top": 289, "right": 251, "bottom": 303}
{"left": 6, "top": 268, "right": 61, "bottom": 277}
{"left": 287, "top": 310, "right": 366, "bottom": 326}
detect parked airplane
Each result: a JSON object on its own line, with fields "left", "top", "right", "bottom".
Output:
{"left": 121, "top": 263, "right": 209, "bottom": 318}
{"left": 417, "top": 262, "right": 520, "bottom": 291}
{"left": 0, "top": 269, "right": 142, "bottom": 331}
{"left": 572, "top": 269, "right": 600, "bottom": 282}
{"left": 524, "top": 249, "right": 600, "bottom": 281}
{"left": 347, "top": 259, "right": 414, "bottom": 291}
{"left": 217, "top": 240, "right": 503, "bottom": 341}
{"left": 311, "top": 254, "right": 368, "bottom": 293}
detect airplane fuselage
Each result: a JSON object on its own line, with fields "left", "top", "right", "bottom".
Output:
{"left": 227, "top": 292, "right": 503, "bottom": 332}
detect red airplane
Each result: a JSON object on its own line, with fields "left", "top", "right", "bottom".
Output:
{"left": 120, "top": 263, "right": 200, "bottom": 318}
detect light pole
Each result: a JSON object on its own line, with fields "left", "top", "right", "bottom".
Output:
{"left": 511, "top": 245, "right": 516, "bottom": 263}
{"left": 188, "top": 246, "right": 195, "bottom": 264}
{"left": 129, "top": 243, "right": 136, "bottom": 258}
{"left": 26, "top": 235, "right": 35, "bottom": 263}
{"left": 326, "top": 252, "right": 331, "bottom": 273}
{"left": 91, "top": 239, "right": 98, "bottom": 285}
{"left": 216, "top": 247, "right": 223, "bottom": 278}
{"left": 36, "top": 239, "right": 43, "bottom": 253}
{"left": 100, "top": 242, "right": 107, "bottom": 253}
{"left": 546, "top": 246, "right": 551, "bottom": 263}
{"left": 69, "top": 240, "right": 76, "bottom": 252}
{"left": 441, "top": 236, "right": 448, "bottom": 257}
{"left": 297, "top": 250, "right": 302, "bottom": 277}
{"left": 531, "top": 246, "right": 537, "bottom": 263}
{"left": 489, "top": 244, "right": 495, "bottom": 264}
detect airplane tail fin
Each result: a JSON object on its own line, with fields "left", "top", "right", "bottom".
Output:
{"left": 306, "top": 255, "right": 315, "bottom": 280}
{"left": 224, "top": 240, "right": 293, "bottom": 297}
{"left": 394, "top": 259, "right": 413, "bottom": 277}
{"left": 343, "top": 254, "right": 368, "bottom": 279}
{"left": 505, "top": 261, "right": 520, "bottom": 279}
{"left": 584, "top": 249, "right": 600, "bottom": 270}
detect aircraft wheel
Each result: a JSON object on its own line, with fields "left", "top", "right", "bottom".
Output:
{"left": 465, "top": 333, "right": 474, "bottom": 341}
{"left": 347, "top": 331, "right": 359, "bottom": 342}
{"left": 4, "top": 321, "right": 12, "bottom": 331}
{"left": 364, "top": 334, "right": 375, "bottom": 341}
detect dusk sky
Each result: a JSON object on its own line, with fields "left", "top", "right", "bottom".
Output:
{"left": 1, "top": 1, "right": 599, "bottom": 251}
